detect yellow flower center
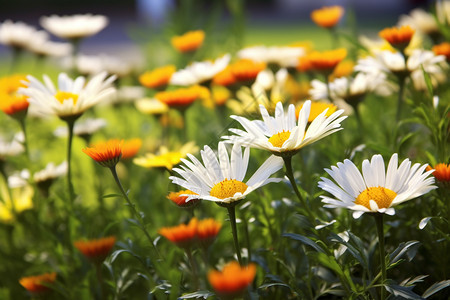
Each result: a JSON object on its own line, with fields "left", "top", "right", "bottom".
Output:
{"left": 355, "top": 187, "right": 397, "bottom": 210}
{"left": 54, "top": 91, "right": 79, "bottom": 105}
{"left": 210, "top": 179, "right": 248, "bottom": 199}
{"left": 268, "top": 130, "right": 291, "bottom": 148}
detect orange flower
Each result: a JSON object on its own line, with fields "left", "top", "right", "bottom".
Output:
{"left": 379, "top": 25, "right": 415, "bottom": 51}
{"left": 432, "top": 42, "right": 450, "bottom": 61}
{"left": 308, "top": 48, "right": 347, "bottom": 74}
{"left": 213, "top": 66, "right": 237, "bottom": 87}
{"left": 19, "top": 272, "right": 57, "bottom": 294}
{"left": 197, "top": 218, "right": 221, "bottom": 248}
{"left": 231, "top": 59, "right": 266, "bottom": 83}
{"left": 296, "top": 102, "right": 337, "bottom": 122}
{"left": 0, "top": 74, "right": 29, "bottom": 119}
{"left": 311, "top": 6, "right": 344, "bottom": 28}
{"left": 139, "top": 65, "right": 176, "bottom": 90}
{"left": 74, "top": 236, "right": 116, "bottom": 263}
{"left": 427, "top": 163, "right": 450, "bottom": 183}
{"left": 208, "top": 261, "right": 256, "bottom": 298}
{"left": 155, "top": 85, "right": 206, "bottom": 109}
{"left": 121, "top": 138, "right": 142, "bottom": 160}
{"left": 171, "top": 30, "right": 205, "bottom": 53}
{"left": 82, "top": 139, "right": 123, "bottom": 168}
{"left": 159, "top": 218, "right": 198, "bottom": 248}
{"left": 297, "top": 55, "right": 313, "bottom": 73}
{"left": 167, "top": 190, "right": 200, "bottom": 208}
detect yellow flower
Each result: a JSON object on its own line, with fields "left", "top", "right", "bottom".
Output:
{"left": 133, "top": 142, "right": 198, "bottom": 170}
{"left": 296, "top": 101, "right": 337, "bottom": 122}
{"left": 0, "top": 176, "right": 33, "bottom": 223}
{"left": 135, "top": 98, "right": 169, "bottom": 116}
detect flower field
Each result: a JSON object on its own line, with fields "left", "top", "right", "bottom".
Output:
{"left": 0, "top": 1, "right": 449, "bottom": 299}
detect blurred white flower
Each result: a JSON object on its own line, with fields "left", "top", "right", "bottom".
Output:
{"left": 27, "top": 31, "right": 72, "bottom": 57}
{"left": 111, "top": 85, "right": 146, "bottom": 104}
{"left": 40, "top": 14, "right": 108, "bottom": 40}
{"left": 436, "top": 0, "right": 450, "bottom": 26}
{"left": 19, "top": 72, "right": 116, "bottom": 118}
{"left": 238, "top": 45, "right": 306, "bottom": 68}
{"left": 170, "top": 54, "right": 231, "bottom": 86}
{"left": 398, "top": 8, "right": 439, "bottom": 35}
{"left": 0, "top": 134, "right": 24, "bottom": 159}
{"left": 54, "top": 118, "right": 107, "bottom": 137}
{"left": 8, "top": 169, "right": 30, "bottom": 188}
{"left": 68, "top": 54, "right": 133, "bottom": 77}
{"left": 0, "top": 20, "right": 41, "bottom": 51}
{"left": 33, "top": 161, "right": 67, "bottom": 183}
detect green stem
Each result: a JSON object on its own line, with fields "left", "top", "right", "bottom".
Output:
{"left": 227, "top": 205, "right": 242, "bottom": 265}
{"left": 18, "top": 118, "right": 30, "bottom": 161}
{"left": 95, "top": 262, "right": 104, "bottom": 300}
{"left": 242, "top": 212, "right": 252, "bottom": 265}
{"left": 282, "top": 156, "right": 313, "bottom": 220}
{"left": 329, "top": 27, "right": 339, "bottom": 48}
{"left": 66, "top": 120, "right": 76, "bottom": 205}
{"left": 186, "top": 247, "right": 199, "bottom": 290}
{"left": 395, "top": 76, "right": 406, "bottom": 122}
{"left": 374, "top": 214, "right": 386, "bottom": 300}
{"left": 109, "top": 166, "right": 161, "bottom": 259}
{"left": 325, "top": 75, "right": 333, "bottom": 102}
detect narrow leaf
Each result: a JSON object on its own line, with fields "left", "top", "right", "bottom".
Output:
{"left": 422, "top": 280, "right": 450, "bottom": 298}
{"left": 283, "top": 233, "right": 325, "bottom": 253}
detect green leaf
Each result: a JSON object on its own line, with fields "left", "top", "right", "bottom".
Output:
{"left": 101, "top": 193, "right": 122, "bottom": 199}
{"left": 385, "top": 284, "right": 423, "bottom": 299}
{"left": 283, "top": 233, "right": 325, "bottom": 253}
{"left": 179, "top": 290, "right": 215, "bottom": 299}
{"left": 258, "top": 282, "right": 292, "bottom": 290}
{"left": 314, "top": 252, "right": 344, "bottom": 278}
{"left": 422, "top": 280, "right": 450, "bottom": 298}
{"left": 420, "top": 65, "right": 434, "bottom": 99}
{"left": 389, "top": 241, "right": 420, "bottom": 265}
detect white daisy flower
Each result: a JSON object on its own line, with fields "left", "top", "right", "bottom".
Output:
{"left": 70, "top": 54, "right": 133, "bottom": 77}
{"left": 318, "top": 153, "right": 436, "bottom": 219}
{"left": 19, "top": 72, "right": 116, "bottom": 119}
{"left": 0, "top": 133, "right": 24, "bottom": 159}
{"left": 0, "top": 20, "right": 41, "bottom": 50}
{"left": 398, "top": 8, "right": 439, "bottom": 35}
{"left": 40, "top": 14, "right": 108, "bottom": 40}
{"left": 33, "top": 161, "right": 67, "bottom": 183}
{"left": 238, "top": 45, "right": 306, "bottom": 68}
{"left": 54, "top": 118, "right": 107, "bottom": 138}
{"left": 29, "top": 38, "right": 72, "bottom": 57}
{"left": 170, "top": 54, "right": 231, "bottom": 86}
{"left": 223, "top": 101, "right": 346, "bottom": 157}
{"left": 169, "top": 142, "right": 284, "bottom": 204}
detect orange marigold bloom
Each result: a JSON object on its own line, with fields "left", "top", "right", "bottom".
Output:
{"left": 74, "top": 236, "right": 116, "bottom": 263}
{"left": 297, "top": 55, "right": 314, "bottom": 73}
{"left": 139, "top": 65, "right": 176, "bottom": 90}
{"left": 208, "top": 261, "right": 256, "bottom": 298}
{"left": 231, "top": 59, "right": 266, "bottom": 83}
{"left": 121, "top": 138, "right": 142, "bottom": 160}
{"left": 432, "top": 42, "right": 450, "bottom": 61}
{"left": 0, "top": 74, "right": 29, "bottom": 118}
{"left": 167, "top": 189, "right": 200, "bottom": 208}
{"left": 379, "top": 25, "right": 415, "bottom": 50}
{"left": 171, "top": 30, "right": 205, "bottom": 53}
{"left": 19, "top": 272, "right": 57, "bottom": 294}
{"left": 308, "top": 48, "right": 347, "bottom": 74}
{"left": 311, "top": 6, "right": 344, "bottom": 28}
{"left": 197, "top": 218, "right": 221, "bottom": 248}
{"left": 82, "top": 139, "right": 123, "bottom": 168}
{"left": 427, "top": 163, "right": 450, "bottom": 183}
{"left": 159, "top": 218, "right": 198, "bottom": 248}
{"left": 296, "top": 102, "right": 337, "bottom": 122}
{"left": 213, "top": 66, "right": 237, "bottom": 87}
{"left": 155, "top": 85, "right": 206, "bottom": 109}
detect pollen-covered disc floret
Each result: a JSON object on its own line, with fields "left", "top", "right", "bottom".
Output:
{"left": 318, "top": 153, "right": 436, "bottom": 218}
{"left": 170, "top": 142, "right": 283, "bottom": 204}
{"left": 223, "top": 101, "right": 346, "bottom": 157}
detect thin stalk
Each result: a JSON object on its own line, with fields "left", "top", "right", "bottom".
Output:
{"left": 227, "top": 205, "right": 243, "bottom": 265}
{"left": 95, "top": 262, "right": 104, "bottom": 300}
{"left": 395, "top": 76, "right": 406, "bottom": 122}
{"left": 242, "top": 213, "right": 252, "bottom": 265}
{"left": 325, "top": 75, "right": 333, "bottom": 103}
{"left": 282, "top": 156, "right": 313, "bottom": 220}
{"left": 374, "top": 214, "right": 386, "bottom": 300}
{"left": 186, "top": 247, "right": 199, "bottom": 290}
{"left": 18, "top": 118, "right": 29, "bottom": 161}
{"left": 329, "top": 27, "right": 339, "bottom": 48}
{"left": 109, "top": 166, "right": 161, "bottom": 259}
{"left": 66, "top": 120, "right": 76, "bottom": 205}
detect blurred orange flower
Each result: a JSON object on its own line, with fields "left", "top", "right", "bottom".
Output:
{"left": 0, "top": 74, "right": 29, "bottom": 119}
{"left": 167, "top": 189, "right": 200, "bottom": 207}
{"left": 427, "top": 163, "right": 450, "bottom": 183}
{"left": 155, "top": 85, "right": 208, "bottom": 109}
{"left": 330, "top": 60, "right": 354, "bottom": 80}
{"left": 139, "top": 65, "right": 176, "bottom": 90}
{"left": 121, "top": 138, "right": 142, "bottom": 160}
{"left": 82, "top": 139, "right": 123, "bottom": 168}
{"left": 74, "top": 236, "right": 116, "bottom": 263}
{"left": 231, "top": 59, "right": 266, "bottom": 83}
{"left": 159, "top": 217, "right": 198, "bottom": 248}
{"left": 432, "top": 42, "right": 450, "bottom": 61}
{"left": 308, "top": 48, "right": 347, "bottom": 74}
{"left": 311, "top": 6, "right": 344, "bottom": 28}
{"left": 19, "top": 272, "right": 57, "bottom": 294}
{"left": 171, "top": 30, "right": 205, "bottom": 53}
{"left": 197, "top": 218, "right": 221, "bottom": 248}
{"left": 213, "top": 66, "right": 237, "bottom": 87}
{"left": 379, "top": 25, "right": 415, "bottom": 50}
{"left": 208, "top": 261, "right": 256, "bottom": 298}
